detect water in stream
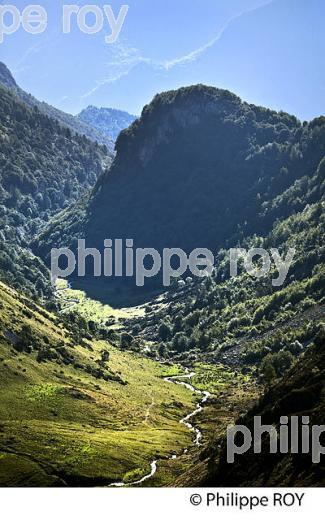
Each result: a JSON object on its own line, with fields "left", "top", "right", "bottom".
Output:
{"left": 109, "top": 371, "right": 210, "bottom": 487}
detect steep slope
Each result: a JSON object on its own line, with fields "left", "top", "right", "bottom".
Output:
{"left": 34, "top": 86, "right": 325, "bottom": 289}
{"left": 0, "top": 62, "right": 17, "bottom": 90}
{"left": 129, "top": 156, "right": 325, "bottom": 358}
{"left": 0, "top": 85, "right": 110, "bottom": 298}
{"left": 0, "top": 62, "right": 114, "bottom": 152}
{"left": 202, "top": 328, "right": 325, "bottom": 487}
{"left": 78, "top": 106, "right": 137, "bottom": 141}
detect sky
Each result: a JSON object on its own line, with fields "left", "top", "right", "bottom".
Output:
{"left": 1, "top": 0, "right": 324, "bottom": 119}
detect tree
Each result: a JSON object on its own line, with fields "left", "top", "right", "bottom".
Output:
{"left": 272, "top": 350, "right": 295, "bottom": 376}
{"left": 172, "top": 333, "right": 188, "bottom": 353}
{"left": 158, "top": 322, "right": 171, "bottom": 341}
{"left": 261, "top": 355, "right": 277, "bottom": 386}
{"left": 158, "top": 343, "right": 169, "bottom": 358}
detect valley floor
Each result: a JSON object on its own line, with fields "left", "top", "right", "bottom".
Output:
{"left": 0, "top": 282, "right": 259, "bottom": 487}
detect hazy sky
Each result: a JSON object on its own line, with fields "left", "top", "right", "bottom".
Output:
{"left": 1, "top": 0, "right": 324, "bottom": 119}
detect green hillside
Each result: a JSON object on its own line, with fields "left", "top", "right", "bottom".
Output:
{"left": 0, "top": 85, "right": 110, "bottom": 299}
{"left": 34, "top": 86, "right": 325, "bottom": 284}
{"left": 1, "top": 80, "right": 324, "bottom": 488}
{"left": 0, "top": 281, "right": 202, "bottom": 486}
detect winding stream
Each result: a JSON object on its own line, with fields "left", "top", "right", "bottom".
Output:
{"left": 109, "top": 370, "right": 210, "bottom": 487}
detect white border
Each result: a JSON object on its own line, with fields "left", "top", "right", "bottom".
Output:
{"left": 0, "top": 488, "right": 323, "bottom": 519}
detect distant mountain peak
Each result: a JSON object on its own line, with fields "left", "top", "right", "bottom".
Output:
{"left": 78, "top": 105, "right": 137, "bottom": 141}
{"left": 82, "top": 105, "right": 137, "bottom": 116}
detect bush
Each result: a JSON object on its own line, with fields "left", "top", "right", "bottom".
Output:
{"left": 120, "top": 332, "right": 134, "bottom": 349}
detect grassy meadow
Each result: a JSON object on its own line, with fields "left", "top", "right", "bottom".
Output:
{"left": 0, "top": 282, "right": 198, "bottom": 486}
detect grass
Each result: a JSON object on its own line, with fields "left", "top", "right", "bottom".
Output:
{"left": 144, "top": 363, "right": 259, "bottom": 487}
{"left": 0, "top": 281, "right": 197, "bottom": 486}
{"left": 55, "top": 279, "right": 145, "bottom": 327}
{"left": 160, "top": 364, "right": 186, "bottom": 377}
{"left": 191, "top": 363, "right": 251, "bottom": 395}
{"left": 190, "top": 363, "right": 259, "bottom": 439}
{"left": 123, "top": 467, "right": 147, "bottom": 484}
{"left": 0, "top": 281, "right": 259, "bottom": 487}
{"left": 25, "top": 383, "right": 63, "bottom": 402}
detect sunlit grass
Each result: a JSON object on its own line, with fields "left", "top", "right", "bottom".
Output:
{"left": 0, "top": 281, "right": 196, "bottom": 486}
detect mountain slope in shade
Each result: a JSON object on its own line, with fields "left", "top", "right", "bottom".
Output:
{"left": 0, "top": 62, "right": 114, "bottom": 153}
{"left": 78, "top": 106, "right": 137, "bottom": 141}
{"left": 33, "top": 85, "right": 325, "bottom": 300}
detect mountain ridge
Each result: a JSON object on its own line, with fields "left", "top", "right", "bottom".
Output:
{"left": 0, "top": 62, "right": 114, "bottom": 153}
{"left": 78, "top": 106, "right": 137, "bottom": 141}
{"left": 0, "top": 76, "right": 324, "bottom": 489}
{"left": 0, "top": 84, "right": 110, "bottom": 299}
{"left": 34, "top": 84, "right": 324, "bottom": 274}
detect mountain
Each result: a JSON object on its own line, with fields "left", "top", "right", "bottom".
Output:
{"left": 78, "top": 106, "right": 137, "bottom": 141}
{"left": 0, "top": 62, "right": 114, "bottom": 153}
{"left": 169, "top": 326, "right": 325, "bottom": 487}
{"left": 0, "top": 84, "right": 110, "bottom": 299}
{"left": 33, "top": 83, "right": 324, "bottom": 374}
{"left": 34, "top": 85, "right": 325, "bottom": 288}
{"left": 1, "top": 79, "right": 325, "bottom": 488}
